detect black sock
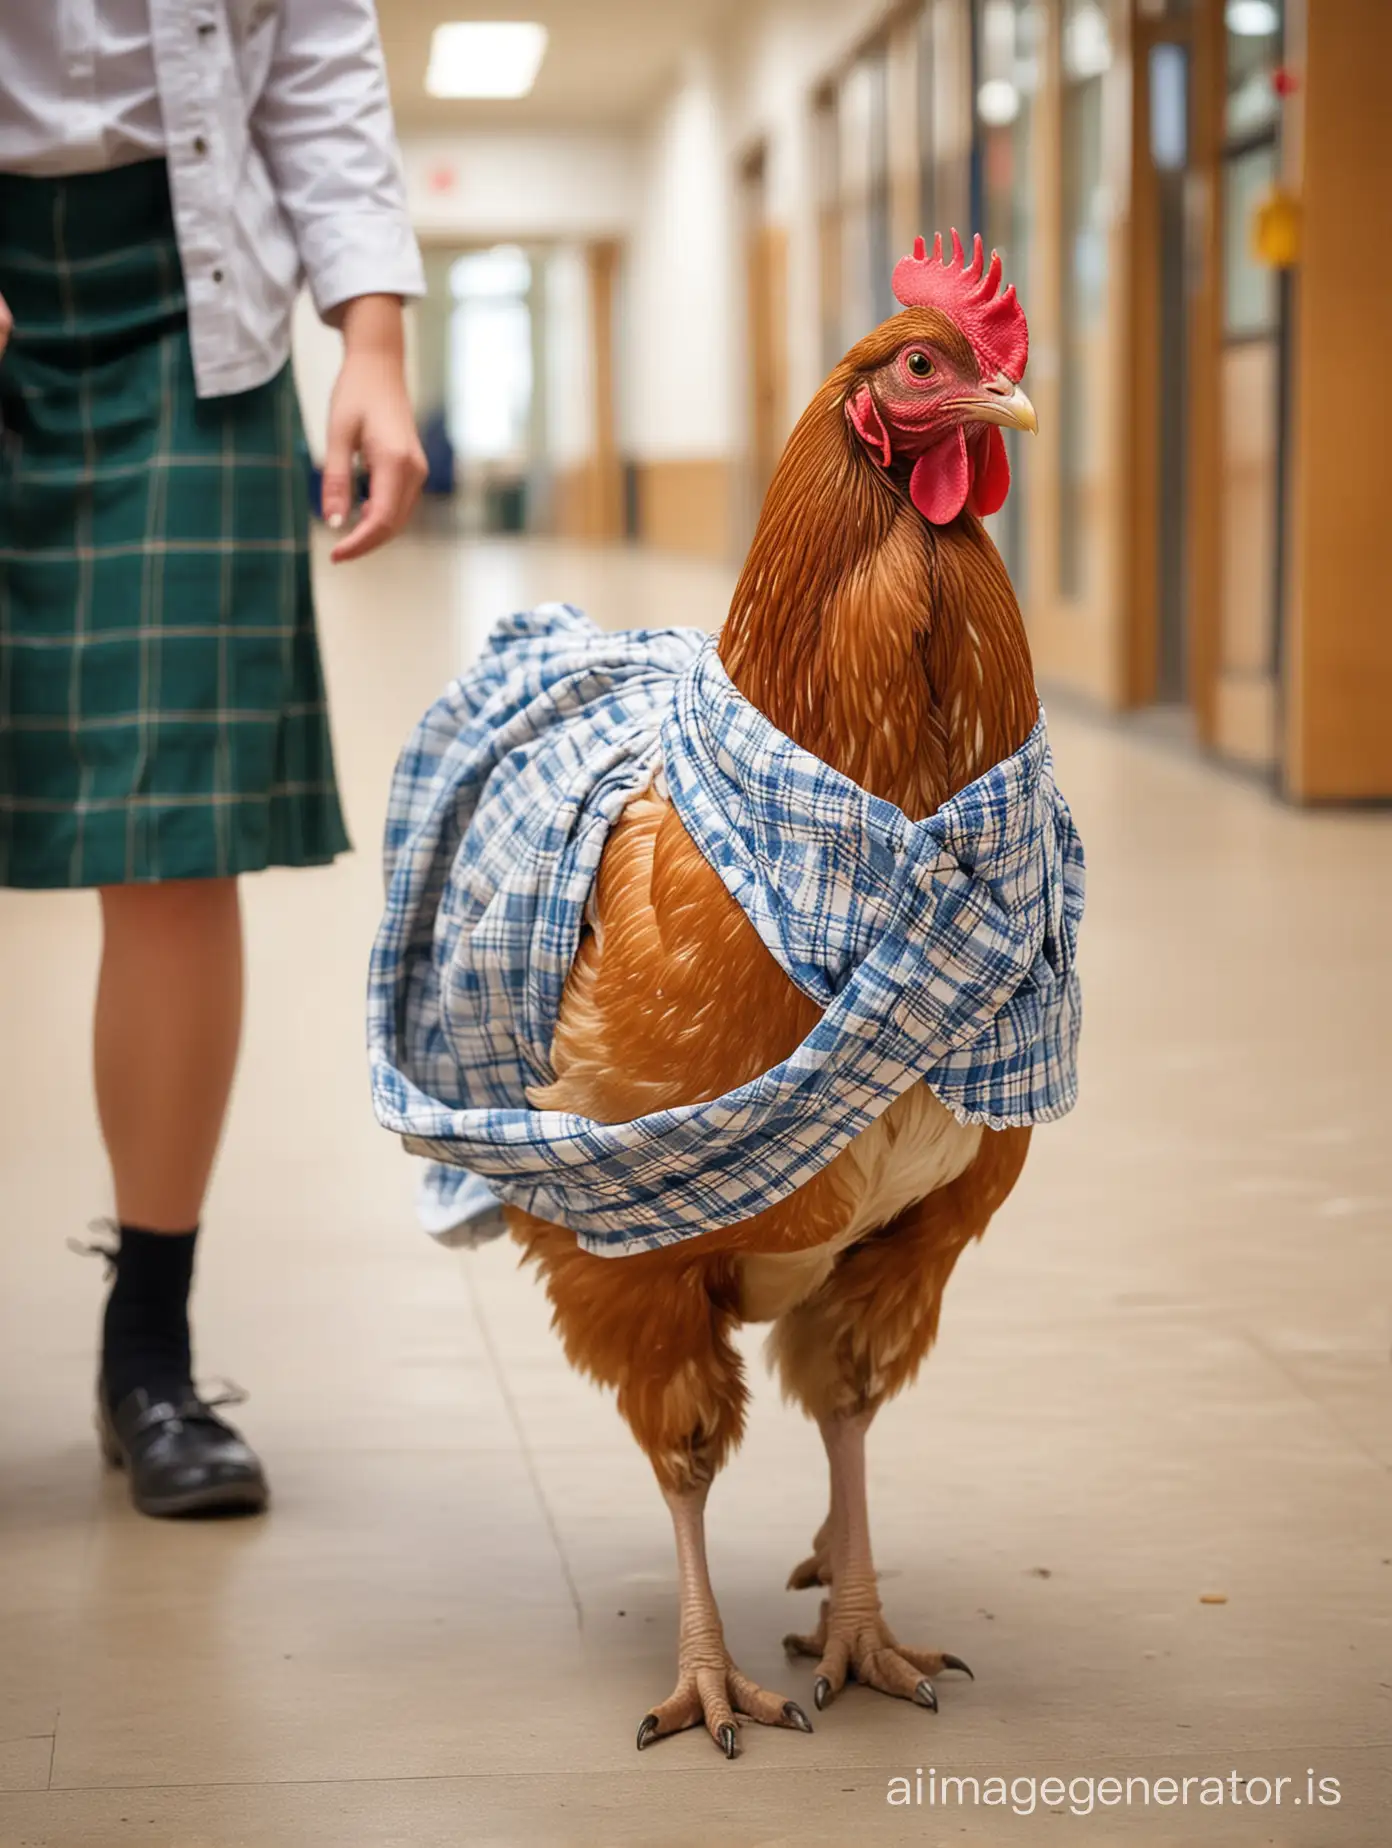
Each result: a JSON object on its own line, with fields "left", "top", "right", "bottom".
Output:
{"left": 101, "top": 1224, "right": 198, "bottom": 1407}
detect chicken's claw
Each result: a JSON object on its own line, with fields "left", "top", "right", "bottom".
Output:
{"left": 785, "top": 1596, "right": 970, "bottom": 1715}
{"left": 635, "top": 1658, "right": 811, "bottom": 1758}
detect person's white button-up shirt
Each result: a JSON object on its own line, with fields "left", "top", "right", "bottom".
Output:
{"left": 0, "top": 0, "right": 426, "bottom": 398}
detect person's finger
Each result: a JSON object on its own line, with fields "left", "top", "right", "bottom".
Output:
{"left": 329, "top": 501, "right": 391, "bottom": 563}
{"left": 330, "top": 446, "right": 424, "bottom": 562}
{"left": 329, "top": 452, "right": 407, "bottom": 562}
{"left": 320, "top": 399, "right": 358, "bottom": 533}
{"left": 0, "top": 292, "right": 13, "bottom": 361}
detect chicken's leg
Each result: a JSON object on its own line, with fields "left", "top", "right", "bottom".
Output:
{"left": 639, "top": 1481, "right": 812, "bottom": 1756}
{"left": 772, "top": 1134, "right": 1032, "bottom": 1712}
{"left": 511, "top": 1216, "right": 813, "bottom": 1758}
{"left": 783, "top": 1412, "right": 972, "bottom": 1708}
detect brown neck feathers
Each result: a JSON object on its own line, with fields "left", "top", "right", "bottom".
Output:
{"left": 718, "top": 382, "right": 1038, "bottom": 821}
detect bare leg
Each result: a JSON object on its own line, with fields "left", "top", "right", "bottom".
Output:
{"left": 90, "top": 878, "right": 266, "bottom": 1515}
{"left": 95, "top": 878, "right": 243, "bottom": 1229}
{"left": 638, "top": 1482, "right": 812, "bottom": 1757}
{"left": 784, "top": 1411, "right": 971, "bottom": 1709}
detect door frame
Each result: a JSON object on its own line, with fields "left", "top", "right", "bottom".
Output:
{"left": 1184, "top": 0, "right": 1224, "bottom": 745}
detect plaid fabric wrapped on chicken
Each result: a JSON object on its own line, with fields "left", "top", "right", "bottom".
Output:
{"left": 368, "top": 602, "right": 1084, "bottom": 1257}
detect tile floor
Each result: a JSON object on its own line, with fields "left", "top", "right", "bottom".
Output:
{"left": 1, "top": 536, "right": 1389, "bottom": 1847}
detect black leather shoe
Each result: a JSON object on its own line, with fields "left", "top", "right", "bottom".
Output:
{"left": 98, "top": 1386, "right": 269, "bottom": 1518}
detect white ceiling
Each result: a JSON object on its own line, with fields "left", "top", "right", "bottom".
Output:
{"left": 379, "top": 0, "right": 740, "bottom": 133}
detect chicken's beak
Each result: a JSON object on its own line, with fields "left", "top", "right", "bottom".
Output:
{"left": 973, "top": 372, "right": 1038, "bottom": 434}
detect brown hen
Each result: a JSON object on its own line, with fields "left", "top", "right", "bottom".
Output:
{"left": 512, "top": 242, "right": 1041, "bottom": 1756}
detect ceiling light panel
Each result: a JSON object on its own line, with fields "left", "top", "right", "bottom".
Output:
{"left": 426, "top": 22, "right": 549, "bottom": 100}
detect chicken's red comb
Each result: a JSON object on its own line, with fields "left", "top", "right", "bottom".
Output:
{"left": 892, "top": 231, "right": 1028, "bottom": 381}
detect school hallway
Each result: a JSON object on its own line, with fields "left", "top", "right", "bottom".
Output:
{"left": 0, "top": 533, "right": 1388, "bottom": 1846}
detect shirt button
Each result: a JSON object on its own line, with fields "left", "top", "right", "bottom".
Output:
{"left": 212, "top": 267, "right": 225, "bottom": 284}
{"left": 193, "top": 135, "right": 208, "bottom": 156}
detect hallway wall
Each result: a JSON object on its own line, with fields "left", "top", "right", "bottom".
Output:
{"left": 402, "top": 132, "right": 639, "bottom": 242}
{"left": 613, "top": 2, "right": 890, "bottom": 560}
{"left": 545, "top": 244, "right": 605, "bottom": 539}
{"left": 620, "top": 53, "right": 738, "bottom": 560}
{"left": 717, "top": 0, "right": 892, "bottom": 421}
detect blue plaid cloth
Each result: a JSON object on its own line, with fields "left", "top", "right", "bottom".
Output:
{"left": 368, "top": 604, "right": 1085, "bottom": 1257}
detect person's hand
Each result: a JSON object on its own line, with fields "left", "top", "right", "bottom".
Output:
{"left": 321, "top": 294, "right": 427, "bottom": 564}
{"left": 0, "top": 291, "right": 12, "bottom": 361}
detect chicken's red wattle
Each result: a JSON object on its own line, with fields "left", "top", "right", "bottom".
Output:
{"left": 907, "top": 424, "right": 1011, "bottom": 525}
{"left": 909, "top": 430, "right": 971, "bottom": 526}
{"left": 970, "top": 425, "right": 1011, "bottom": 517}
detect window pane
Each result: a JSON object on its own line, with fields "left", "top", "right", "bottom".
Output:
{"left": 1225, "top": 0, "right": 1282, "bottom": 141}
{"left": 1223, "top": 141, "right": 1279, "bottom": 337}
{"left": 977, "top": 1, "right": 1042, "bottom": 290}
{"left": 448, "top": 251, "right": 534, "bottom": 462}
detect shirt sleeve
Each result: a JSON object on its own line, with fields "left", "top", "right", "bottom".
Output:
{"left": 250, "top": 0, "right": 426, "bottom": 315}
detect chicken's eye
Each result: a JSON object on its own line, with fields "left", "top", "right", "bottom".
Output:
{"left": 905, "top": 350, "right": 933, "bottom": 379}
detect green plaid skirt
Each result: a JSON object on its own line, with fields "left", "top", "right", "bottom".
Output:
{"left": 0, "top": 160, "right": 349, "bottom": 888}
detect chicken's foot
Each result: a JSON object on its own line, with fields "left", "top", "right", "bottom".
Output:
{"left": 783, "top": 1413, "right": 973, "bottom": 1711}
{"left": 638, "top": 1482, "right": 812, "bottom": 1757}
